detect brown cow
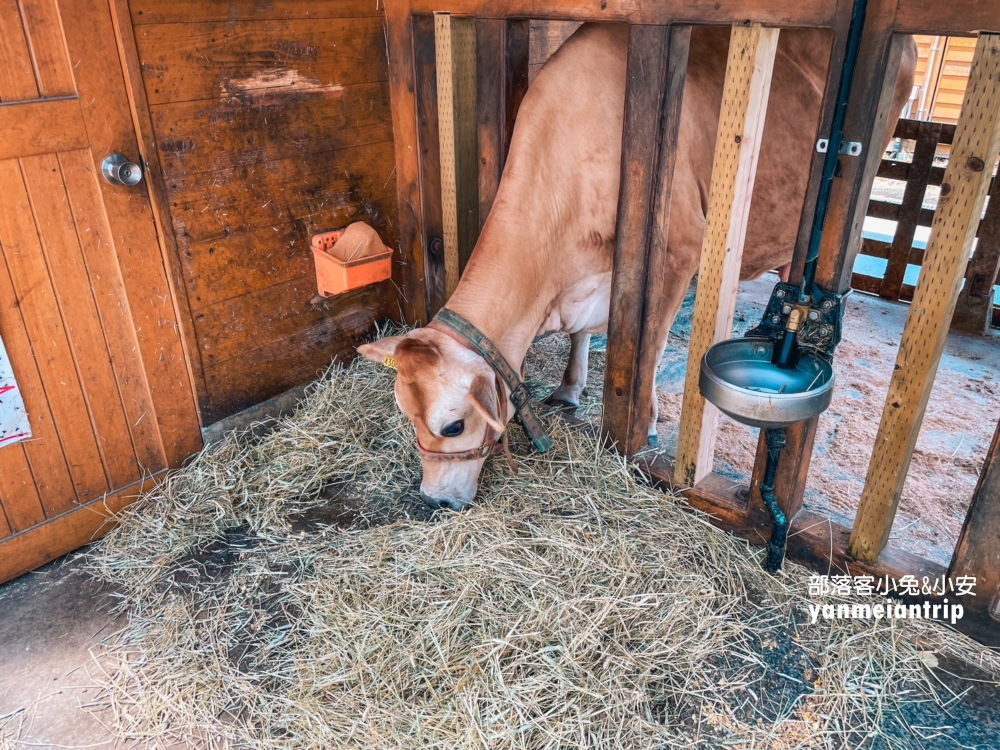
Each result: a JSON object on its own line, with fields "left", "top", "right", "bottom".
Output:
{"left": 360, "top": 23, "right": 917, "bottom": 509}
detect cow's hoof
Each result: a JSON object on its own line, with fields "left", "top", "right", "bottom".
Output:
{"left": 647, "top": 434, "right": 658, "bottom": 448}
{"left": 543, "top": 393, "right": 579, "bottom": 410}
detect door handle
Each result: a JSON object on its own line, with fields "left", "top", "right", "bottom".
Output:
{"left": 101, "top": 154, "right": 143, "bottom": 186}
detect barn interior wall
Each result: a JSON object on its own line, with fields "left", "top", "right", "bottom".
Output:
{"left": 128, "top": 0, "right": 402, "bottom": 424}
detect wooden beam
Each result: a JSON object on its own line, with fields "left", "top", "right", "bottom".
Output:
{"left": 893, "top": 0, "right": 1000, "bottom": 37}
{"left": 406, "top": 0, "right": 838, "bottom": 29}
{"left": 951, "top": 162, "right": 1000, "bottom": 335}
{"left": 0, "top": 98, "right": 87, "bottom": 160}
{"left": 602, "top": 24, "right": 691, "bottom": 457}
{"left": 476, "top": 18, "right": 529, "bottom": 226}
{"left": 673, "top": 24, "right": 778, "bottom": 488}
{"left": 435, "top": 13, "right": 479, "bottom": 296}
{"left": 411, "top": 15, "right": 446, "bottom": 319}
{"left": 850, "top": 33, "right": 1000, "bottom": 564}
{"left": 947, "top": 416, "right": 1000, "bottom": 647}
{"left": 748, "top": 2, "right": 905, "bottom": 537}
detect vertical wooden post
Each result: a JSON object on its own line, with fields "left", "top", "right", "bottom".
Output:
{"left": 673, "top": 24, "right": 779, "bottom": 488}
{"left": 413, "top": 15, "right": 446, "bottom": 318}
{"left": 476, "top": 19, "right": 529, "bottom": 227}
{"left": 878, "top": 121, "right": 943, "bottom": 300}
{"left": 435, "top": 13, "right": 479, "bottom": 296}
{"left": 748, "top": 1, "right": 906, "bottom": 530}
{"left": 951, "top": 169, "right": 1000, "bottom": 335}
{"left": 947, "top": 416, "right": 1000, "bottom": 647}
{"left": 602, "top": 24, "right": 691, "bottom": 457}
{"left": 850, "top": 33, "right": 1000, "bottom": 564}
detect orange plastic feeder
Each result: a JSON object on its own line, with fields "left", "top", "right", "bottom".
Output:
{"left": 311, "top": 228, "right": 393, "bottom": 297}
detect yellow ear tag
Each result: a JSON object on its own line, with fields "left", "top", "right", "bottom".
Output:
{"left": 383, "top": 355, "right": 397, "bottom": 370}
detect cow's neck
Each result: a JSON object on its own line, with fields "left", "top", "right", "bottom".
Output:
{"left": 443, "top": 223, "right": 553, "bottom": 374}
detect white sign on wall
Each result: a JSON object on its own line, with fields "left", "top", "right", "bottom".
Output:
{"left": 0, "top": 334, "right": 30, "bottom": 448}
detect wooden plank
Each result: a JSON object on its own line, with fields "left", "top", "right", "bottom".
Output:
{"left": 193, "top": 275, "right": 394, "bottom": 367}
{"left": 59, "top": 149, "right": 167, "bottom": 475}
{"left": 0, "top": 0, "right": 40, "bottom": 101}
{"left": 602, "top": 24, "right": 691, "bottom": 457}
{"left": 0, "top": 98, "right": 88, "bottom": 160}
{"left": 20, "top": 154, "right": 140, "bottom": 489}
{"left": 149, "top": 81, "right": 393, "bottom": 177}
{"left": 850, "top": 34, "right": 1000, "bottom": 564}
{"left": 0, "top": 158, "right": 108, "bottom": 507}
{"left": 63, "top": 0, "right": 203, "bottom": 466}
{"left": 108, "top": 0, "right": 211, "bottom": 426}
{"left": 163, "top": 140, "right": 398, "bottom": 247}
{"left": 0, "top": 447, "right": 45, "bottom": 533}
{"left": 0, "top": 473, "right": 161, "bottom": 585}
{"left": 129, "top": 0, "right": 381, "bottom": 24}
{"left": 406, "top": 0, "right": 837, "bottom": 28}
{"left": 878, "top": 120, "right": 942, "bottom": 299}
{"left": 0, "top": 229, "right": 77, "bottom": 519}
{"left": 894, "top": 0, "right": 1000, "bottom": 38}
{"left": 477, "top": 19, "right": 529, "bottom": 227}
{"left": 134, "top": 17, "right": 388, "bottom": 106}
{"left": 201, "top": 284, "right": 392, "bottom": 422}
{"left": 412, "top": 14, "right": 446, "bottom": 318}
{"left": 19, "top": 0, "right": 75, "bottom": 97}
{"left": 434, "top": 13, "right": 478, "bottom": 294}
{"left": 947, "top": 417, "right": 1000, "bottom": 647}
{"left": 952, "top": 163, "right": 1000, "bottom": 334}
{"left": 674, "top": 24, "right": 779, "bottom": 488}
{"left": 181, "top": 195, "right": 398, "bottom": 311}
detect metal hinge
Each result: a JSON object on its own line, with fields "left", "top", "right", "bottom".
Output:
{"left": 816, "top": 139, "right": 863, "bottom": 156}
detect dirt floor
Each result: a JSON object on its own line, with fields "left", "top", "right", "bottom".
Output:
{"left": 648, "top": 274, "right": 1000, "bottom": 566}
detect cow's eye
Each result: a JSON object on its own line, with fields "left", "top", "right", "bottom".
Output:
{"left": 441, "top": 420, "right": 465, "bottom": 438}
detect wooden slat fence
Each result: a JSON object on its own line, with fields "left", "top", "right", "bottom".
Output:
{"left": 856, "top": 117, "right": 1000, "bottom": 332}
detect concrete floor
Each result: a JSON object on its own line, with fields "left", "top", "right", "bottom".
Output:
{"left": 0, "top": 554, "right": 136, "bottom": 749}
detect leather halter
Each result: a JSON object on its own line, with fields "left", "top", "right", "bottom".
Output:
{"left": 411, "top": 308, "right": 553, "bottom": 471}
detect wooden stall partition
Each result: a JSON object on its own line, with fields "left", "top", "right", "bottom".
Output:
{"left": 0, "top": 0, "right": 202, "bottom": 583}
{"left": 850, "top": 33, "right": 1000, "bottom": 563}
{"left": 601, "top": 23, "right": 692, "bottom": 458}
{"left": 128, "top": 0, "right": 406, "bottom": 424}
{"left": 948, "top": 416, "right": 1000, "bottom": 647}
{"left": 673, "top": 24, "right": 779, "bottom": 488}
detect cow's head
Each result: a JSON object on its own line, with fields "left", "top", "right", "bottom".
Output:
{"left": 358, "top": 329, "right": 507, "bottom": 510}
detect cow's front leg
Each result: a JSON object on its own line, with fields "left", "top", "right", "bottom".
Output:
{"left": 546, "top": 331, "right": 591, "bottom": 407}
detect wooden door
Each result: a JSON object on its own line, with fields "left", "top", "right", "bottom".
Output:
{"left": 0, "top": 0, "right": 201, "bottom": 582}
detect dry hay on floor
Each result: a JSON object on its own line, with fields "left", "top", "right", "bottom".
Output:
{"left": 76, "top": 334, "right": 999, "bottom": 750}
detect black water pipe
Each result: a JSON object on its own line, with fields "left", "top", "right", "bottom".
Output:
{"left": 760, "top": 427, "right": 788, "bottom": 573}
{"left": 794, "top": 0, "right": 871, "bottom": 310}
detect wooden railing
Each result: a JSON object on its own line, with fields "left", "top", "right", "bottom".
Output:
{"left": 855, "top": 117, "right": 1000, "bottom": 333}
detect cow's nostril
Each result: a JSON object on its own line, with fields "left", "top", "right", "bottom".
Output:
{"left": 419, "top": 491, "right": 467, "bottom": 511}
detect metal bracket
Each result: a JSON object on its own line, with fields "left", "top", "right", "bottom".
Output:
{"left": 816, "top": 138, "right": 863, "bottom": 156}
{"left": 745, "top": 282, "right": 849, "bottom": 360}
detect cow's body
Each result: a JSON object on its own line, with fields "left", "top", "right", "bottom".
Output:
{"left": 360, "top": 24, "right": 916, "bottom": 509}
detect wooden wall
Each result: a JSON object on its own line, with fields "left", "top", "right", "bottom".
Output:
{"left": 129, "top": 0, "right": 402, "bottom": 424}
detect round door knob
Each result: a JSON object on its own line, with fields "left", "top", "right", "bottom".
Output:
{"left": 101, "top": 154, "right": 143, "bottom": 186}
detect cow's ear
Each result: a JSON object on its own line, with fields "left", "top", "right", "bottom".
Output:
{"left": 357, "top": 335, "right": 404, "bottom": 365}
{"left": 465, "top": 375, "right": 504, "bottom": 432}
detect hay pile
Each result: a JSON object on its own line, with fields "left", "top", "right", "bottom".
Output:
{"left": 81, "top": 333, "right": 997, "bottom": 749}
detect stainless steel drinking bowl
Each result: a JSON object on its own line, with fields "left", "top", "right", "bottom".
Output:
{"left": 699, "top": 337, "right": 835, "bottom": 429}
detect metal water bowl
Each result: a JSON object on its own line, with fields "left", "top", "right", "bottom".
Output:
{"left": 699, "top": 338, "right": 835, "bottom": 429}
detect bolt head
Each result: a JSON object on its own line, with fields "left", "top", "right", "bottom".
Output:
{"left": 771, "top": 315, "right": 782, "bottom": 324}
{"left": 808, "top": 310, "right": 820, "bottom": 321}
{"left": 782, "top": 304, "right": 792, "bottom": 315}
{"left": 776, "top": 289, "right": 785, "bottom": 299}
